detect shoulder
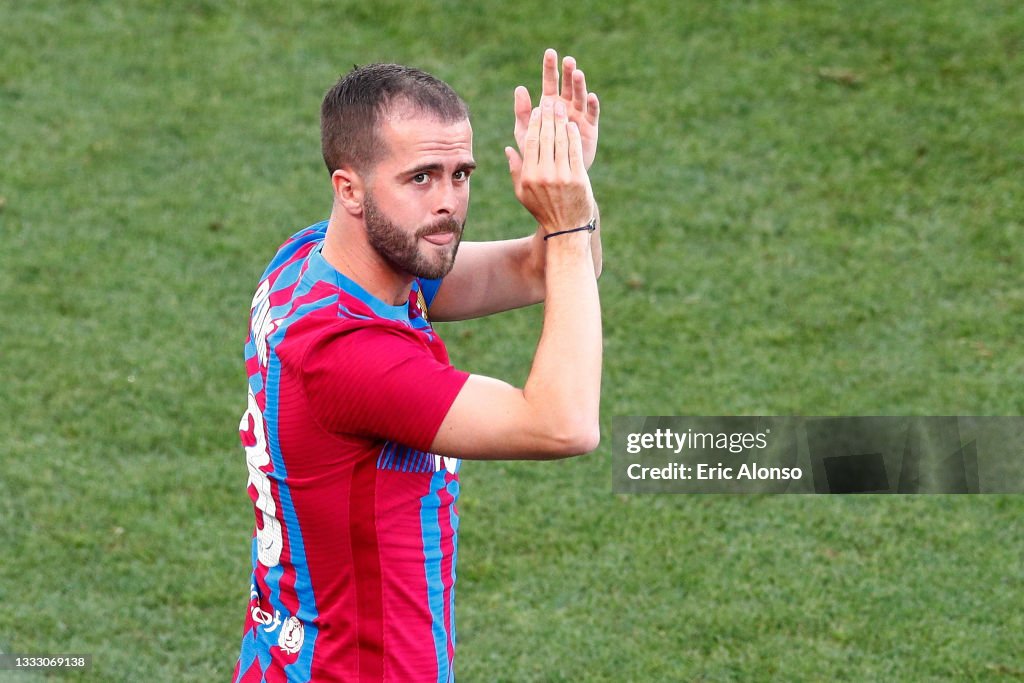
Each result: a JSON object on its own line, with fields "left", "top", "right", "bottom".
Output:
{"left": 259, "top": 221, "right": 329, "bottom": 282}
{"left": 303, "top": 318, "right": 432, "bottom": 369}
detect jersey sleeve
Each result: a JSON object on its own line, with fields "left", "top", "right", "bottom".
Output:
{"left": 301, "top": 323, "right": 469, "bottom": 451}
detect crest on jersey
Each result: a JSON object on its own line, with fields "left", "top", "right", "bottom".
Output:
{"left": 416, "top": 289, "right": 429, "bottom": 322}
{"left": 278, "top": 616, "right": 304, "bottom": 654}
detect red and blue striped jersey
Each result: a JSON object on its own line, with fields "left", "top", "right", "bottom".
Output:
{"left": 234, "top": 221, "right": 470, "bottom": 682}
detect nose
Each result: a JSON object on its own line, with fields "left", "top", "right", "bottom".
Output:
{"left": 434, "top": 179, "right": 460, "bottom": 217}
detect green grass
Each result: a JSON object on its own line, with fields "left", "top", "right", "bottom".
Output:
{"left": 2, "top": 1, "right": 1022, "bottom": 680}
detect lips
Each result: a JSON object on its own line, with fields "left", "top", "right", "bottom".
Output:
{"left": 422, "top": 232, "right": 456, "bottom": 246}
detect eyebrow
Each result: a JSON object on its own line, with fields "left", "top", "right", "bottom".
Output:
{"left": 402, "top": 161, "right": 477, "bottom": 177}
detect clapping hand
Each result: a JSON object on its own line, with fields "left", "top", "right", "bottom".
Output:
{"left": 513, "top": 49, "right": 600, "bottom": 170}
{"left": 505, "top": 99, "right": 594, "bottom": 235}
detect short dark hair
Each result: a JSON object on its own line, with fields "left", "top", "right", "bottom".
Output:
{"left": 321, "top": 63, "right": 470, "bottom": 175}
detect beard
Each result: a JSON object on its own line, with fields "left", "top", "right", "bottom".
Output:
{"left": 362, "top": 191, "right": 465, "bottom": 280}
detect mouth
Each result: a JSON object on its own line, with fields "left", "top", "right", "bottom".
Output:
{"left": 421, "top": 231, "right": 456, "bottom": 246}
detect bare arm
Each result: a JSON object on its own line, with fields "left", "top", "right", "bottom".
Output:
{"left": 428, "top": 205, "right": 601, "bottom": 322}
{"left": 426, "top": 234, "right": 545, "bottom": 322}
{"left": 430, "top": 100, "right": 602, "bottom": 459}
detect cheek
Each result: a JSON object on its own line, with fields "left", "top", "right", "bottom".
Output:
{"left": 376, "top": 187, "right": 419, "bottom": 220}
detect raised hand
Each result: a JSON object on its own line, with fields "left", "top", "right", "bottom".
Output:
{"left": 505, "top": 99, "right": 594, "bottom": 234}
{"left": 514, "top": 49, "right": 600, "bottom": 170}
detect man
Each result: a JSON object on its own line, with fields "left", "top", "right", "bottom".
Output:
{"left": 233, "top": 49, "right": 602, "bottom": 682}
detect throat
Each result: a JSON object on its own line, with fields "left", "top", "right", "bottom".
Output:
{"left": 321, "top": 223, "right": 415, "bottom": 306}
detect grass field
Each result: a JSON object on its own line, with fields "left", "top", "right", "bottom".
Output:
{"left": 2, "top": 1, "right": 1022, "bottom": 680}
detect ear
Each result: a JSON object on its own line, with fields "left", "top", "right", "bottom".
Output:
{"left": 331, "top": 167, "right": 366, "bottom": 217}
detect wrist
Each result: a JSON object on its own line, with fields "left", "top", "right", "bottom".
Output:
{"left": 543, "top": 218, "right": 597, "bottom": 241}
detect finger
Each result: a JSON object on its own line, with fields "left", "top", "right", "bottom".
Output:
{"left": 542, "top": 48, "right": 558, "bottom": 98}
{"left": 539, "top": 100, "right": 556, "bottom": 167}
{"left": 561, "top": 56, "right": 576, "bottom": 102}
{"left": 524, "top": 106, "right": 542, "bottom": 167}
{"left": 514, "top": 85, "right": 532, "bottom": 124}
{"left": 554, "top": 101, "right": 569, "bottom": 174}
{"left": 571, "top": 69, "right": 588, "bottom": 114}
{"left": 513, "top": 85, "right": 532, "bottom": 143}
{"left": 567, "top": 121, "right": 585, "bottom": 173}
{"left": 586, "top": 92, "right": 600, "bottom": 126}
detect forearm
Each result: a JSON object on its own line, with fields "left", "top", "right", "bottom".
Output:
{"left": 427, "top": 236, "right": 545, "bottom": 321}
{"left": 428, "top": 232, "right": 601, "bottom": 460}
{"left": 531, "top": 201, "right": 602, "bottom": 282}
{"left": 588, "top": 203, "right": 603, "bottom": 278}
{"left": 522, "top": 230, "right": 602, "bottom": 452}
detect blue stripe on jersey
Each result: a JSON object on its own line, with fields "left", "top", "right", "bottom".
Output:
{"left": 247, "top": 371, "right": 264, "bottom": 397}
{"left": 377, "top": 442, "right": 439, "bottom": 473}
{"left": 271, "top": 257, "right": 307, "bottom": 301}
{"left": 420, "top": 470, "right": 455, "bottom": 683}
{"left": 242, "top": 337, "right": 264, "bottom": 397}
{"left": 378, "top": 440, "right": 438, "bottom": 473}
{"left": 235, "top": 597, "right": 259, "bottom": 677}
{"left": 447, "top": 477, "right": 460, "bottom": 679}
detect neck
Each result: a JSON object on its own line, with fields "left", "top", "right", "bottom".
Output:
{"left": 322, "top": 211, "right": 415, "bottom": 306}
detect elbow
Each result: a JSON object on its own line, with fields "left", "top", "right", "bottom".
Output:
{"left": 576, "top": 424, "right": 602, "bottom": 454}
{"left": 543, "top": 418, "right": 601, "bottom": 459}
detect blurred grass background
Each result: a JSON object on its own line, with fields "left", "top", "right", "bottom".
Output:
{"left": 1, "top": 1, "right": 1022, "bottom": 680}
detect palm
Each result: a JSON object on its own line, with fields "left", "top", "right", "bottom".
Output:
{"left": 514, "top": 50, "right": 600, "bottom": 169}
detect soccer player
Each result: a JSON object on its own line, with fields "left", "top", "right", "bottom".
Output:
{"left": 233, "top": 49, "right": 602, "bottom": 682}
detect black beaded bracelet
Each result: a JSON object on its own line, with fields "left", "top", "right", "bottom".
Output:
{"left": 543, "top": 219, "right": 597, "bottom": 241}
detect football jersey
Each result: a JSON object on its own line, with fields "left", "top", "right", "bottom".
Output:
{"left": 233, "top": 221, "right": 470, "bottom": 682}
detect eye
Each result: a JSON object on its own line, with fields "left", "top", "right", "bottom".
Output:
{"left": 412, "top": 173, "right": 429, "bottom": 185}
{"left": 453, "top": 169, "right": 471, "bottom": 182}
